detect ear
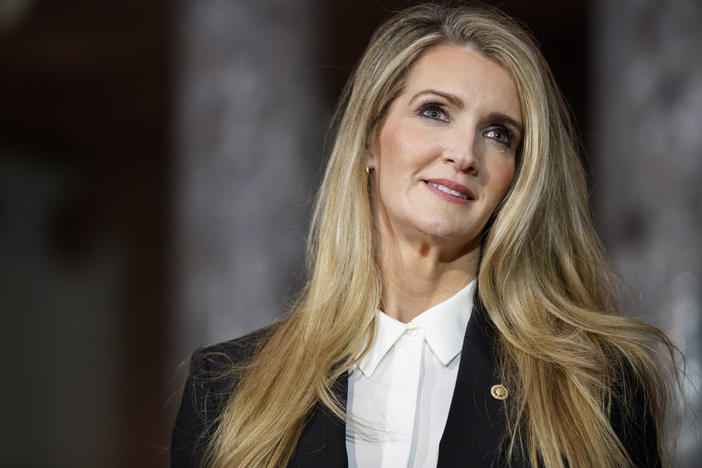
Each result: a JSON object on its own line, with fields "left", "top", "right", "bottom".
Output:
{"left": 366, "top": 135, "right": 379, "bottom": 170}
{"left": 366, "top": 152, "right": 376, "bottom": 170}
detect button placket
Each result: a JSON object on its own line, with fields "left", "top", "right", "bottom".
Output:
{"left": 379, "top": 327, "right": 423, "bottom": 467}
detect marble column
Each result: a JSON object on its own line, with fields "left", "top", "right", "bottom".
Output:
{"left": 591, "top": 1, "right": 702, "bottom": 464}
{"left": 171, "top": 0, "right": 323, "bottom": 362}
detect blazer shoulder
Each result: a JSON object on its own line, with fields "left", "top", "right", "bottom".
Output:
{"left": 194, "top": 324, "right": 278, "bottom": 375}
{"left": 609, "top": 355, "right": 661, "bottom": 467}
{"left": 170, "top": 323, "right": 279, "bottom": 467}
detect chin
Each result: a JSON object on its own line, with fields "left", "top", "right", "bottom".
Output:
{"left": 414, "top": 218, "right": 476, "bottom": 245}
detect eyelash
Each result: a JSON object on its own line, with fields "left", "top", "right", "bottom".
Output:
{"left": 483, "top": 127, "right": 514, "bottom": 148}
{"left": 417, "top": 102, "right": 515, "bottom": 148}
{"left": 418, "top": 103, "right": 449, "bottom": 122}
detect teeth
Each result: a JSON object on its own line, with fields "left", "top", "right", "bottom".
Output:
{"left": 427, "top": 181, "right": 470, "bottom": 200}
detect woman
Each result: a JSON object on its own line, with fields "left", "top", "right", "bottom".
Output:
{"left": 172, "top": 4, "right": 678, "bottom": 467}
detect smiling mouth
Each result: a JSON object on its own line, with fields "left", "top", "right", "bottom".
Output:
{"left": 424, "top": 181, "right": 473, "bottom": 200}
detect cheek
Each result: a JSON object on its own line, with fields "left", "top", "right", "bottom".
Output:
{"left": 488, "top": 158, "right": 516, "bottom": 203}
{"left": 377, "top": 122, "right": 435, "bottom": 174}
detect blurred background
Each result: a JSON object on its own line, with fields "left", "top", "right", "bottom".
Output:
{"left": 0, "top": 0, "right": 699, "bottom": 466}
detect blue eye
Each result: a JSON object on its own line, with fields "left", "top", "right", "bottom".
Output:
{"left": 484, "top": 127, "right": 513, "bottom": 147}
{"left": 419, "top": 104, "right": 448, "bottom": 121}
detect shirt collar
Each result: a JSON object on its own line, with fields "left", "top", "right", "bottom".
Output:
{"left": 357, "top": 279, "right": 475, "bottom": 378}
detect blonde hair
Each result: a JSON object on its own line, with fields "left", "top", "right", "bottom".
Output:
{"left": 205, "top": 4, "right": 678, "bottom": 467}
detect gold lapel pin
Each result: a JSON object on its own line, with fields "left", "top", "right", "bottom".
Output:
{"left": 490, "top": 384, "right": 508, "bottom": 400}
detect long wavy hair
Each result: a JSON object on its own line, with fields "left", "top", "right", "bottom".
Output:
{"left": 205, "top": 4, "right": 677, "bottom": 467}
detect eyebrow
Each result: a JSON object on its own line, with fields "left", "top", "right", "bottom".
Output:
{"left": 408, "top": 88, "right": 524, "bottom": 135}
{"left": 409, "top": 89, "right": 464, "bottom": 109}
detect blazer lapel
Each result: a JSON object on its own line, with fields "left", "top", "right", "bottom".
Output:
{"left": 437, "top": 302, "right": 509, "bottom": 468}
{"left": 290, "top": 301, "right": 510, "bottom": 468}
{"left": 289, "top": 372, "right": 349, "bottom": 467}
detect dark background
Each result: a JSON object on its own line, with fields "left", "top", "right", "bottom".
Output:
{"left": 2, "top": 1, "right": 698, "bottom": 467}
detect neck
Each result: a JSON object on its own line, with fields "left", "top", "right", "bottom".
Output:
{"left": 377, "top": 234, "right": 479, "bottom": 323}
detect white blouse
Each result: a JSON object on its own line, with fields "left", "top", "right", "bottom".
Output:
{"left": 346, "top": 280, "right": 476, "bottom": 468}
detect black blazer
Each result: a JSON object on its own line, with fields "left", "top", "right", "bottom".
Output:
{"left": 171, "top": 304, "right": 660, "bottom": 467}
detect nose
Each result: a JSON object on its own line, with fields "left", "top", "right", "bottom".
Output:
{"left": 443, "top": 128, "right": 478, "bottom": 174}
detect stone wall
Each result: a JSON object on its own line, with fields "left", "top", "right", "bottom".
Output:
{"left": 171, "top": 0, "right": 323, "bottom": 362}
{"left": 591, "top": 1, "right": 702, "bottom": 464}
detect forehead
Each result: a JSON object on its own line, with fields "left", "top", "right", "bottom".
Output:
{"left": 401, "top": 44, "right": 522, "bottom": 122}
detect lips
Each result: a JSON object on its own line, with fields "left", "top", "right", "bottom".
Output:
{"left": 423, "top": 178, "right": 475, "bottom": 201}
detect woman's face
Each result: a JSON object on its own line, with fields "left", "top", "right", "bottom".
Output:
{"left": 369, "top": 44, "right": 522, "bottom": 253}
